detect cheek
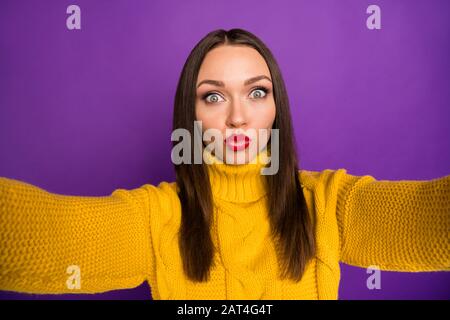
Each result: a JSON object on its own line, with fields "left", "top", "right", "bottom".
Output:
{"left": 268, "top": 104, "right": 276, "bottom": 126}
{"left": 195, "top": 104, "right": 224, "bottom": 131}
{"left": 254, "top": 103, "right": 276, "bottom": 129}
{"left": 195, "top": 104, "right": 209, "bottom": 126}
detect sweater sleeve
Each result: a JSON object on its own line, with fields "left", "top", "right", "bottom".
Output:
{"left": 0, "top": 177, "right": 155, "bottom": 294}
{"left": 335, "top": 170, "right": 450, "bottom": 272}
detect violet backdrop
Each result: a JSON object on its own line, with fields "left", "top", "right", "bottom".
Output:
{"left": 0, "top": 0, "right": 449, "bottom": 299}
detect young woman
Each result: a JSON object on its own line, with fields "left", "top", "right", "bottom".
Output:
{"left": 0, "top": 28, "right": 448, "bottom": 300}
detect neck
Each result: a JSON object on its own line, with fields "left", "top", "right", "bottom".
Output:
{"left": 204, "top": 148, "right": 270, "bottom": 203}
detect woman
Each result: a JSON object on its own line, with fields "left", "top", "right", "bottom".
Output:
{"left": 0, "top": 28, "right": 448, "bottom": 300}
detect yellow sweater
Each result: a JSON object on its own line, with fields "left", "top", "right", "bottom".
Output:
{"left": 0, "top": 148, "right": 449, "bottom": 299}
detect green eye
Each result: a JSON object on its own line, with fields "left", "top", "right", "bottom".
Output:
{"left": 203, "top": 93, "right": 225, "bottom": 104}
{"left": 251, "top": 87, "right": 268, "bottom": 99}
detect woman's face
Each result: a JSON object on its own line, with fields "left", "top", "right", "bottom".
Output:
{"left": 195, "top": 44, "right": 276, "bottom": 164}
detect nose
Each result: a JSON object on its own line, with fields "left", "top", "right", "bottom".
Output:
{"left": 225, "top": 98, "right": 248, "bottom": 129}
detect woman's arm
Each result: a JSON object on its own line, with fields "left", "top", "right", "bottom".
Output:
{"left": 335, "top": 171, "right": 450, "bottom": 271}
{"left": 0, "top": 177, "right": 155, "bottom": 294}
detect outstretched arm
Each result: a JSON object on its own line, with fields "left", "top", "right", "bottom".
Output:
{"left": 335, "top": 171, "right": 450, "bottom": 272}
{"left": 0, "top": 177, "right": 155, "bottom": 294}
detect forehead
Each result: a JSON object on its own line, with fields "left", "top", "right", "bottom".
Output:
{"left": 196, "top": 45, "right": 271, "bottom": 85}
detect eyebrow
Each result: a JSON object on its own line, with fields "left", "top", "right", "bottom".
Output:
{"left": 196, "top": 75, "right": 272, "bottom": 89}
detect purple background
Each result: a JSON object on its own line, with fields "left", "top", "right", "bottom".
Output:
{"left": 0, "top": 0, "right": 449, "bottom": 300}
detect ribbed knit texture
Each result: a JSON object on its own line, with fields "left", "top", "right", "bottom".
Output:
{"left": 1, "top": 149, "right": 449, "bottom": 299}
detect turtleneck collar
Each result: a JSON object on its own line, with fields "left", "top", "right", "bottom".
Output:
{"left": 204, "top": 148, "right": 270, "bottom": 203}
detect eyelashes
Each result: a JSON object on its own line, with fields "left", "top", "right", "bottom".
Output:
{"left": 250, "top": 86, "right": 270, "bottom": 99}
{"left": 201, "top": 86, "right": 271, "bottom": 104}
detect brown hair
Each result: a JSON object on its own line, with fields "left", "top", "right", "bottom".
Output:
{"left": 172, "top": 28, "right": 315, "bottom": 282}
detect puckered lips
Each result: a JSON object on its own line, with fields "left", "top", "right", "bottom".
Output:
{"left": 225, "top": 133, "right": 251, "bottom": 151}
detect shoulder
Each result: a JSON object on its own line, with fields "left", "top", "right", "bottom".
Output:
{"left": 126, "top": 180, "right": 180, "bottom": 215}
{"left": 298, "top": 168, "right": 351, "bottom": 190}
{"left": 140, "top": 180, "right": 179, "bottom": 203}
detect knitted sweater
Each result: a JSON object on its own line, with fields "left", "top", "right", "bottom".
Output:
{"left": 0, "top": 148, "right": 449, "bottom": 299}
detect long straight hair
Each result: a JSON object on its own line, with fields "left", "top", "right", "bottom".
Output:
{"left": 172, "top": 28, "right": 315, "bottom": 282}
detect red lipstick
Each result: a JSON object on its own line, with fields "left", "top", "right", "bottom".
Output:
{"left": 225, "top": 134, "right": 251, "bottom": 151}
